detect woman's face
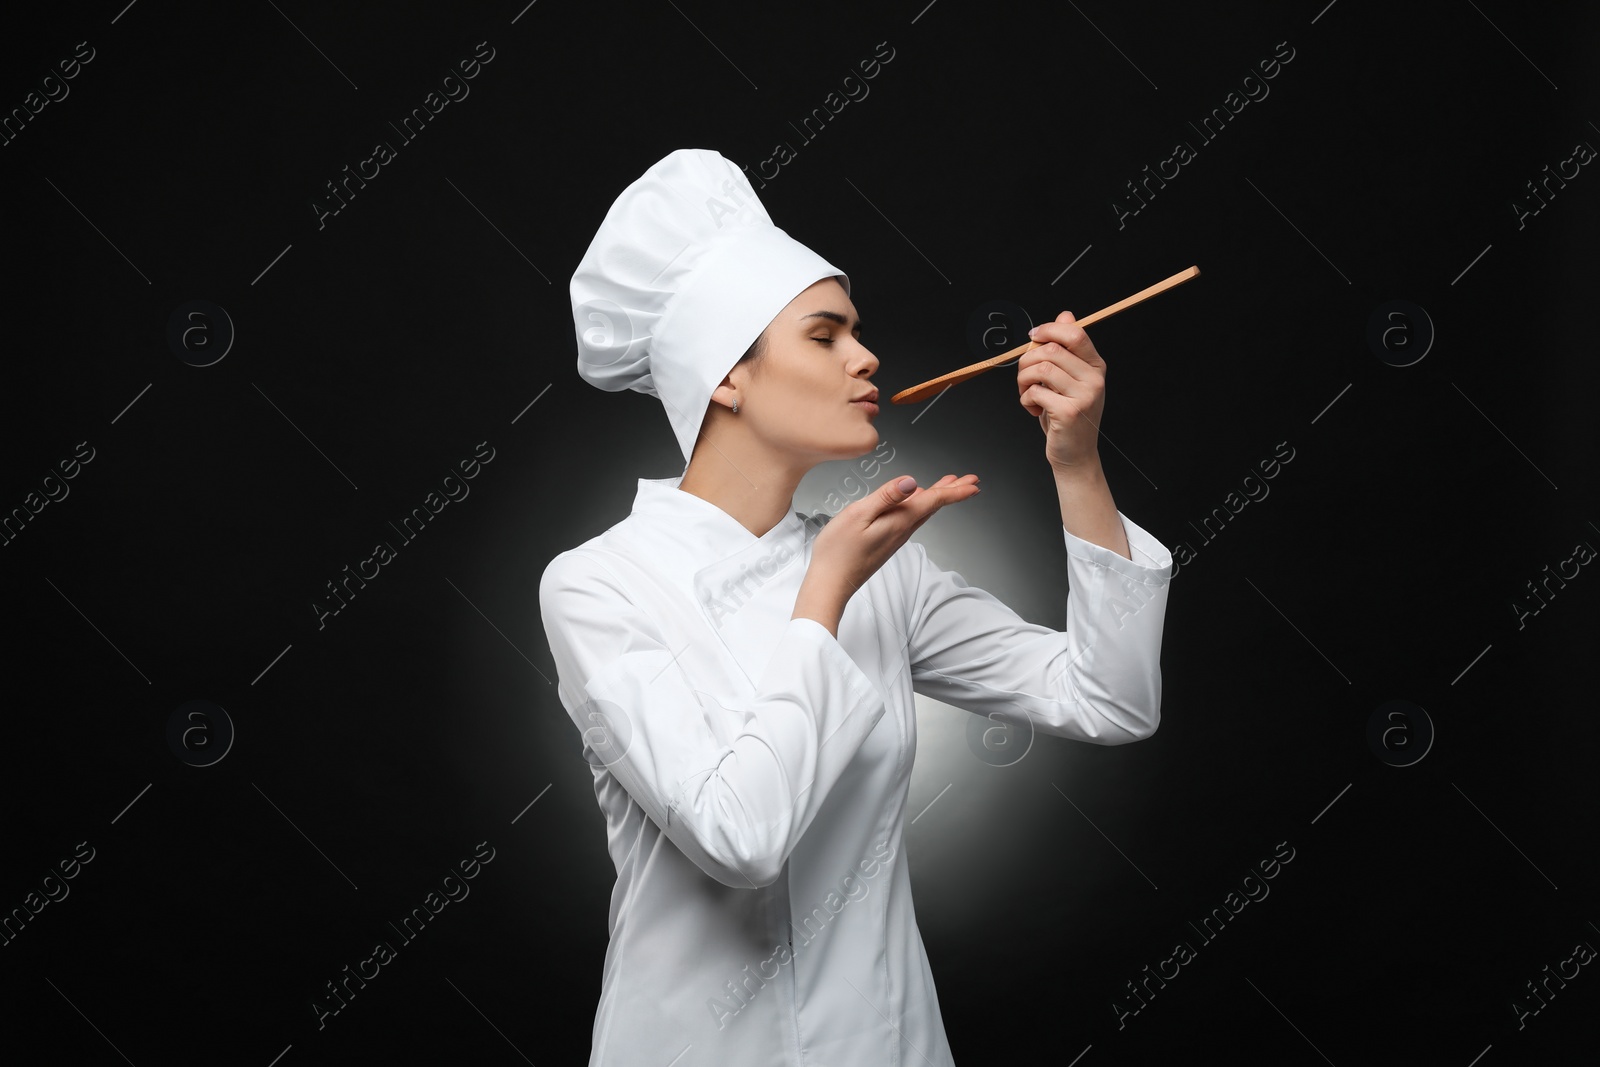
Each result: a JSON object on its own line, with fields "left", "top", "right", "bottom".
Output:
{"left": 724, "top": 277, "right": 881, "bottom": 462}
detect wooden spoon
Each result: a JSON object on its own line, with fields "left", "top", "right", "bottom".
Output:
{"left": 889, "top": 265, "right": 1201, "bottom": 404}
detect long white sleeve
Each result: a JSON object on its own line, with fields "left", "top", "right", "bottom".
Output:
{"left": 904, "top": 510, "right": 1173, "bottom": 745}
{"left": 539, "top": 549, "right": 888, "bottom": 889}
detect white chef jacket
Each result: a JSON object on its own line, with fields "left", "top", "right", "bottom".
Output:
{"left": 538, "top": 473, "right": 1173, "bottom": 1067}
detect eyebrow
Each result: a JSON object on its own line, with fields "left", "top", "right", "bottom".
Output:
{"left": 801, "top": 311, "right": 863, "bottom": 332}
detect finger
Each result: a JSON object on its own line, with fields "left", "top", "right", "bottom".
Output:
{"left": 1028, "top": 317, "right": 1105, "bottom": 368}
{"left": 1019, "top": 341, "right": 1099, "bottom": 388}
{"left": 1028, "top": 313, "right": 1085, "bottom": 346}
{"left": 1021, "top": 381, "right": 1042, "bottom": 417}
{"left": 879, "top": 474, "right": 918, "bottom": 511}
{"left": 913, "top": 479, "right": 980, "bottom": 517}
{"left": 907, "top": 473, "right": 975, "bottom": 499}
{"left": 1025, "top": 381, "right": 1089, "bottom": 423}
{"left": 915, "top": 474, "right": 977, "bottom": 493}
{"left": 907, "top": 482, "right": 979, "bottom": 532}
{"left": 877, "top": 474, "right": 953, "bottom": 517}
{"left": 1019, "top": 361, "right": 1096, "bottom": 410}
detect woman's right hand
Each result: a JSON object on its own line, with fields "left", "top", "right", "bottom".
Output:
{"left": 806, "top": 473, "right": 981, "bottom": 604}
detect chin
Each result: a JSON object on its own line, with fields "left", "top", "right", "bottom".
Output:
{"left": 805, "top": 422, "right": 878, "bottom": 461}
{"left": 844, "top": 424, "right": 880, "bottom": 455}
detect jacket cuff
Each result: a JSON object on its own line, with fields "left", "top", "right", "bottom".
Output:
{"left": 1062, "top": 511, "right": 1173, "bottom": 584}
{"left": 785, "top": 617, "right": 883, "bottom": 698}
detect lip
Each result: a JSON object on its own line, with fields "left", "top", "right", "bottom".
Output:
{"left": 851, "top": 399, "right": 879, "bottom": 416}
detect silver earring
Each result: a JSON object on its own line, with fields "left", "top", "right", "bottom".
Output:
{"left": 732, "top": 400, "right": 739, "bottom": 414}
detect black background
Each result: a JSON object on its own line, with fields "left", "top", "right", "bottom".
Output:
{"left": 2, "top": 1, "right": 1596, "bottom": 1063}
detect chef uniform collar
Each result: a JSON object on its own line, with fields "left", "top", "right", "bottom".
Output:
{"left": 570, "top": 148, "right": 850, "bottom": 470}
{"left": 632, "top": 474, "right": 808, "bottom": 550}
{"left": 631, "top": 475, "right": 815, "bottom": 639}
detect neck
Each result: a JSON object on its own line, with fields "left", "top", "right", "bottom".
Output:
{"left": 678, "top": 438, "right": 810, "bottom": 539}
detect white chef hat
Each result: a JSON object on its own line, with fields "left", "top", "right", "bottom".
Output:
{"left": 570, "top": 148, "right": 850, "bottom": 467}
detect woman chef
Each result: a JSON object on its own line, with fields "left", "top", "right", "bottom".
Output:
{"left": 541, "top": 148, "right": 1174, "bottom": 1066}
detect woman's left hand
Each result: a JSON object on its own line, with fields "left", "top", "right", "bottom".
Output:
{"left": 1017, "top": 311, "right": 1107, "bottom": 473}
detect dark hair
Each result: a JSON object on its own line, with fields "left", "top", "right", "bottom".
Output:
{"left": 735, "top": 329, "right": 767, "bottom": 369}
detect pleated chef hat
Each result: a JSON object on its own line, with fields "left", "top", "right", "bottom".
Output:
{"left": 570, "top": 148, "right": 850, "bottom": 467}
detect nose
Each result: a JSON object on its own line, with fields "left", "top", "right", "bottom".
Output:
{"left": 851, "top": 341, "right": 879, "bottom": 378}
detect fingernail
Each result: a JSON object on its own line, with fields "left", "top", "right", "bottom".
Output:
{"left": 896, "top": 476, "right": 916, "bottom": 492}
{"left": 1027, "top": 326, "right": 1040, "bottom": 338}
